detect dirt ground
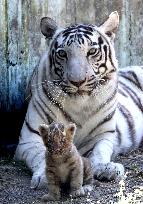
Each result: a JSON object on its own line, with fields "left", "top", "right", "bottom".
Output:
{"left": 0, "top": 148, "right": 142, "bottom": 204}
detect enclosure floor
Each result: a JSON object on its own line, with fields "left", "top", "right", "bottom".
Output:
{"left": 0, "top": 148, "right": 142, "bottom": 204}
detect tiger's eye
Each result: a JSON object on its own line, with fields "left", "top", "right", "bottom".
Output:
{"left": 57, "top": 50, "right": 67, "bottom": 58}
{"left": 88, "top": 48, "right": 97, "bottom": 55}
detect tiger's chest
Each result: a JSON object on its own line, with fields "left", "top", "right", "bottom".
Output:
{"left": 58, "top": 94, "right": 96, "bottom": 127}
{"left": 56, "top": 94, "right": 107, "bottom": 144}
{"left": 57, "top": 163, "right": 70, "bottom": 183}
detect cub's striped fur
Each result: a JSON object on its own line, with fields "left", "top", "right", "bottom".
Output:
{"left": 39, "top": 122, "right": 93, "bottom": 201}
{"left": 15, "top": 11, "right": 143, "bottom": 188}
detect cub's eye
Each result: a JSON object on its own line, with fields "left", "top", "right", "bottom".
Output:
{"left": 57, "top": 50, "right": 67, "bottom": 58}
{"left": 88, "top": 48, "right": 97, "bottom": 56}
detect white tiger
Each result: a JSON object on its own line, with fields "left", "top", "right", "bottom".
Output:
{"left": 15, "top": 11, "right": 143, "bottom": 189}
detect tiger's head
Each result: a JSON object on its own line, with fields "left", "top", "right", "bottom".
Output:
{"left": 40, "top": 12, "right": 119, "bottom": 96}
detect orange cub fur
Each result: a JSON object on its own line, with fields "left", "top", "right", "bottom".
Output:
{"left": 39, "top": 122, "right": 93, "bottom": 201}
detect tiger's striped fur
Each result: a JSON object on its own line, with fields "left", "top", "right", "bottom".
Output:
{"left": 15, "top": 12, "right": 143, "bottom": 188}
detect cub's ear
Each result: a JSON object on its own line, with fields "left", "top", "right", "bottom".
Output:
{"left": 39, "top": 124, "right": 49, "bottom": 146}
{"left": 100, "top": 11, "right": 119, "bottom": 39}
{"left": 66, "top": 123, "right": 77, "bottom": 140}
{"left": 40, "top": 17, "right": 58, "bottom": 38}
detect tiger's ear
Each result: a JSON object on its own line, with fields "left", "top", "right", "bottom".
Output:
{"left": 40, "top": 17, "right": 58, "bottom": 38}
{"left": 100, "top": 11, "right": 119, "bottom": 39}
{"left": 66, "top": 123, "right": 77, "bottom": 141}
{"left": 39, "top": 124, "right": 49, "bottom": 146}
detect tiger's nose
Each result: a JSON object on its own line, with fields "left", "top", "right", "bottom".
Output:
{"left": 69, "top": 78, "right": 86, "bottom": 87}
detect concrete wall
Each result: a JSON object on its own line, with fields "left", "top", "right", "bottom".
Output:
{"left": 0, "top": 0, "right": 143, "bottom": 111}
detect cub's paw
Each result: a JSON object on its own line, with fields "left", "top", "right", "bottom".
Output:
{"left": 93, "top": 162, "right": 124, "bottom": 181}
{"left": 83, "top": 185, "right": 93, "bottom": 194}
{"left": 31, "top": 169, "right": 47, "bottom": 189}
{"left": 42, "top": 193, "right": 60, "bottom": 201}
{"left": 70, "top": 187, "right": 85, "bottom": 198}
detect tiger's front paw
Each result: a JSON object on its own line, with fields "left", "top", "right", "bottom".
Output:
{"left": 31, "top": 169, "right": 47, "bottom": 189}
{"left": 93, "top": 162, "right": 124, "bottom": 181}
{"left": 70, "top": 187, "right": 85, "bottom": 198}
{"left": 83, "top": 185, "right": 93, "bottom": 194}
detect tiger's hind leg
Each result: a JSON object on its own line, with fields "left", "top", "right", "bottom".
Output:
{"left": 89, "top": 133, "right": 124, "bottom": 181}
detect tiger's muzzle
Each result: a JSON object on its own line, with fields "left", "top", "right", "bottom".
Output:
{"left": 61, "top": 75, "right": 97, "bottom": 95}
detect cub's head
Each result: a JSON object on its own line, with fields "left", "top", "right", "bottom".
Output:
{"left": 39, "top": 122, "right": 76, "bottom": 155}
{"left": 41, "top": 12, "right": 119, "bottom": 96}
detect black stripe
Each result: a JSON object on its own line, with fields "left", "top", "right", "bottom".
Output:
{"left": 82, "top": 30, "right": 93, "bottom": 36}
{"left": 49, "top": 54, "right": 53, "bottom": 69}
{"left": 94, "top": 109, "right": 116, "bottom": 130}
{"left": 116, "top": 125, "right": 122, "bottom": 146}
{"left": 98, "top": 36, "right": 103, "bottom": 45}
{"left": 80, "top": 36, "right": 84, "bottom": 44}
{"left": 32, "top": 98, "right": 47, "bottom": 122}
{"left": 129, "top": 71, "right": 142, "bottom": 89}
{"left": 105, "top": 130, "right": 116, "bottom": 134}
{"left": 67, "top": 39, "right": 74, "bottom": 46}
{"left": 55, "top": 56, "right": 63, "bottom": 66}
{"left": 52, "top": 55, "right": 63, "bottom": 79}
{"left": 78, "top": 25, "right": 94, "bottom": 32}
{"left": 93, "top": 85, "right": 117, "bottom": 115}
{"left": 118, "top": 103, "right": 136, "bottom": 146}
{"left": 118, "top": 88, "right": 127, "bottom": 97}
{"left": 25, "top": 119, "right": 40, "bottom": 136}
{"left": 21, "top": 146, "right": 35, "bottom": 161}
{"left": 83, "top": 33, "right": 92, "bottom": 42}
{"left": 34, "top": 98, "right": 53, "bottom": 124}
{"left": 119, "top": 81, "right": 143, "bottom": 112}
{"left": 85, "top": 82, "right": 95, "bottom": 87}
{"left": 31, "top": 150, "right": 45, "bottom": 166}
{"left": 62, "top": 25, "right": 94, "bottom": 38}
{"left": 36, "top": 81, "right": 56, "bottom": 120}
{"left": 19, "top": 141, "right": 41, "bottom": 146}
{"left": 54, "top": 41, "right": 58, "bottom": 49}
{"left": 108, "top": 46, "right": 116, "bottom": 70}
{"left": 119, "top": 71, "right": 142, "bottom": 90}
{"left": 63, "top": 31, "right": 76, "bottom": 37}
{"left": 96, "top": 30, "right": 116, "bottom": 70}
{"left": 78, "top": 130, "right": 116, "bottom": 150}
{"left": 89, "top": 109, "right": 116, "bottom": 136}
{"left": 103, "top": 45, "right": 107, "bottom": 63}
{"left": 83, "top": 148, "right": 93, "bottom": 157}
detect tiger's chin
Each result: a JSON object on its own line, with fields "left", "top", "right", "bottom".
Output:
{"left": 66, "top": 90, "right": 93, "bottom": 97}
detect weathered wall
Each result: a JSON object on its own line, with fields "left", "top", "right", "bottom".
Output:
{"left": 0, "top": 0, "right": 143, "bottom": 111}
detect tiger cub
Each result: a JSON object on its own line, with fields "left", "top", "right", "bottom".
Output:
{"left": 39, "top": 122, "right": 93, "bottom": 201}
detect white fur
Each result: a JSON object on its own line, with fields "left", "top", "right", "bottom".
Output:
{"left": 15, "top": 12, "right": 143, "bottom": 188}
